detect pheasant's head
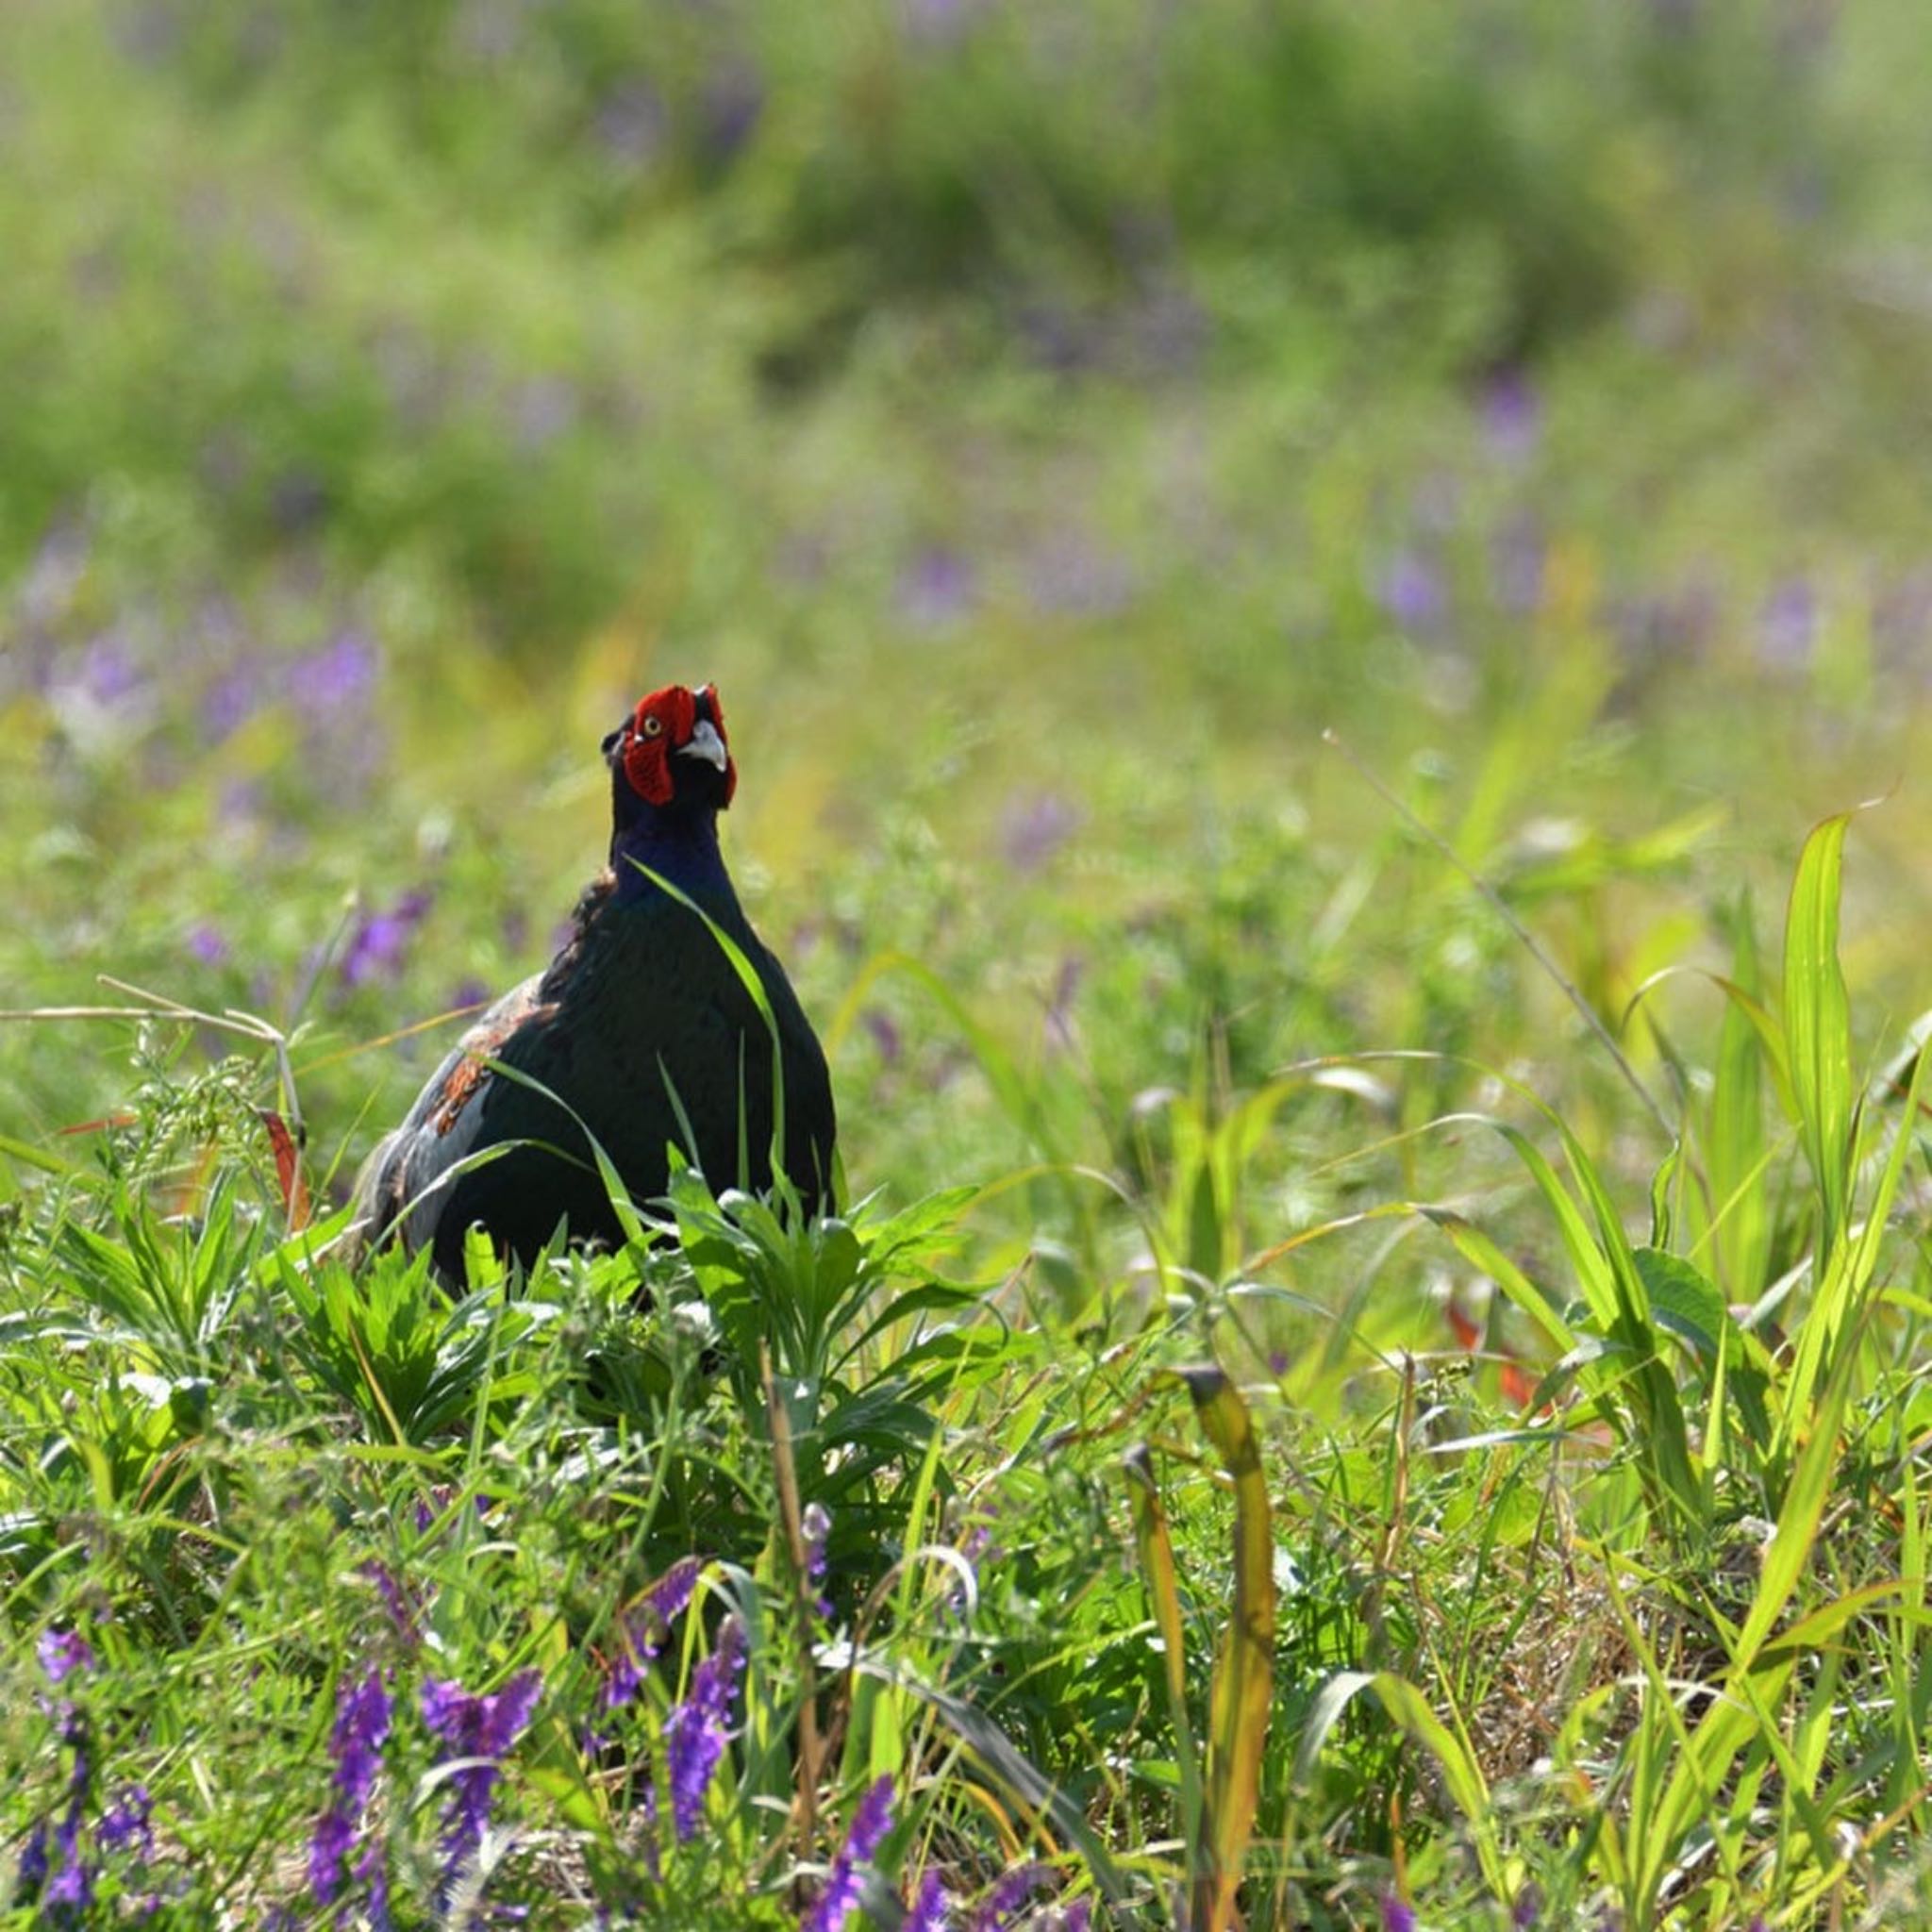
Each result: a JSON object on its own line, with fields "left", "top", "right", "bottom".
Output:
{"left": 603, "top": 683, "right": 737, "bottom": 815}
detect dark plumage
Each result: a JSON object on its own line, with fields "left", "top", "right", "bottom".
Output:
{"left": 353, "top": 682, "right": 836, "bottom": 1278}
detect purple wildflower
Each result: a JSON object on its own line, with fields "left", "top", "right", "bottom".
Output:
{"left": 970, "top": 1865, "right": 1040, "bottom": 1932}
{"left": 358, "top": 1558, "right": 418, "bottom": 1647}
{"left": 802, "top": 1503, "right": 833, "bottom": 1618}
{"left": 308, "top": 1808, "right": 356, "bottom": 1903}
{"left": 355, "top": 1831, "right": 392, "bottom": 1929}
{"left": 862, "top": 1008, "right": 903, "bottom": 1066}
{"left": 1511, "top": 1882, "right": 1541, "bottom": 1927}
{"left": 19, "top": 1819, "right": 49, "bottom": 1887}
{"left": 187, "top": 923, "right": 229, "bottom": 966}
{"left": 420, "top": 1667, "right": 542, "bottom": 1876}
{"left": 39, "top": 1629, "right": 95, "bottom": 1685}
{"left": 291, "top": 630, "right": 378, "bottom": 716}
{"left": 1378, "top": 1893, "right": 1417, "bottom": 1932}
{"left": 1064, "top": 1902, "right": 1092, "bottom": 1932}
{"left": 341, "top": 890, "right": 433, "bottom": 987}
{"left": 662, "top": 1616, "right": 744, "bottom": 1843}
{"left": 1025, "top": 536, "right": 1134, "bottom": 618}
{"left": 898, "top": 548, "right": 977, "bottom": 628}
{"left": 1481, "top": 366, "right": 1541, "bottom": 462}
{"left": 1000, "top": 793, "right": 1081, "bottom": 874}
{"left": 1758, "top": 578, "right": 1816, "bottom": 670}
{"left": 697, "top": 60, "right": 763, "bottom": 164}
{"left": 46, "top": 1802, "right": 93, "bottom": 1910}
{"left": 1489, "top": 512, "right": 1545, "bottom": 614}
{"left": 331, "top": 1670, "right": 392, "bottom": 1810}
{"left": 311, "top": 1667, "right": 392, "bottom": 1904}
{"left": 804, "top": 1775, "right": 895, "bottom": 1932}
{"left": 1373, "top": 550, "right": 1446, "bottom": 633}
{"left": 905, "top": 1869, "right": 951, "bottom": 1932}
{"left": 605, "top": 1557, "right": 703, "bottom": 1710}
{"left": 99, "top": 1783, "right": 154, "bottom": 1860}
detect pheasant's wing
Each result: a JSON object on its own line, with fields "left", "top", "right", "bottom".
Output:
{"left": 350, "top": 973, "right": 558, "bottom": 1257}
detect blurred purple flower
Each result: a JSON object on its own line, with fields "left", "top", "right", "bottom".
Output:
{"left": 1064, "top": 1902, "right": 1091, "bottom": 1932}
{"left": 188, "top": 923, "right": 229, "bottom": 967}
{"left": 420, "top": 1668, "right": 542, "bottom": 1875}
{"left": 699, "top": 61, "right": 764, "bottom": 164}
{"left": 605, "top": 1557, "right": 703, "bottom": 1710}
{"left": 805, "top": 1775, "right": 895, "bottom": 1932}
{"left": 1758, "top": 578, "right": 1816, "bottom": 670}
{"left": 1043, "top": 953, "right": 1083, "bottom": 1054}
{"left": 1001, "top": 792, "right": 1080, "bottom": 874}
{"left": 342, "top": 890, "right": 433, "bottom": 988}
{"left": 450, "top": 978, "right": 491, "bottom": 1014}
{"left": 202, "top": 668, "right": 259, "bottom": 744}
{"left": 1481, "top": 366, "right": 1541, "bottom": 462}
{"left": 311, "top": 1667, "right": 391, "bottom": 1904}
{"left": 905, "top": 1869, "right": 951, "bottom": 1932}
{"left": 1026, "top": 536, "right": 1134, "bottom": 618}
{"left": 904, "top": 0, "right": 990, "bottom": 46}
{"left": 45, "top": 1804, "right": 93, "bottom": 1910}
{"left": 802, "top": 1502, "right": 833, "bottom": 1617}
{"left": 508, "top": 375, "right": 580, "bottom": 455}
{"left": 898, "top": 548, "right": 978, "bottom": 628}
{"left": 1378, "top": 1893, "right": 1417, "bottom": 1932}
{"left": 862, "top": 1009, "right": 903, "bottom": 1066}
{"left": 1373, "top": 550, "right": 1446, "bottom": 633}
{"left": 970, "top": 1865, "right": 1040, "bottom": 1932}
{"left": 77, "top": 634, "right": 143, "bottom": 706}
{"left": 1490, "top": 513, "right": 1545, "bottom": 615}
{"left": 309, "top": 1809, "right": 355, "bottom": 1904}
{"left": 17, "top": 519, "right": 91, "bottom": 630}
{"left": 19, "top": 1819, "right": 49, "bottom": 1888}
{"left": 663, "top": 1615, "right": 744, "bottom": 1842}
{"left": 1512, "top": 1882, "right": 1541, "bottom": 1928}
{"left": 291, "top": 630, "right": 378, "bottom": 717}
{"left": 355, "top": 1832, "right": 392, "bottom": 1929}
{"left": 597, "top": 78, "right": 669, "bottom": 167}
{"left": 99, "top": 1784, "right": 154, "bottom": 1860}
{"left": 359, "top": 1558, "right": 419, "bottom": 1647}
{"left": 39, "top": 1629, "right": 94, "bottom": 1684}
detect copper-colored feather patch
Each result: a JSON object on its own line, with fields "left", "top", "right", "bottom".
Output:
{"left": 431, "top": 988, "right": 554, "bottom": 1136}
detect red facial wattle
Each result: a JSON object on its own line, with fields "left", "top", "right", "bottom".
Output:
{"left": 619, "top": 683, "right": 734, "bottom": 808}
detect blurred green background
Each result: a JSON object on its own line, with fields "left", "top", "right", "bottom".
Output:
{"left": 5, "top": 0, "right": 1931, "bottom": 1226}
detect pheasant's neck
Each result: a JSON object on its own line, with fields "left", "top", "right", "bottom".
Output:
{"left": 609, "top": 809, "right": 735, "bottom": 908}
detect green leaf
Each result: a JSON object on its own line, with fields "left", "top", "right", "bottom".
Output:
{"left": 1783, "top": 812, "right": 1857, "bottom": 1261}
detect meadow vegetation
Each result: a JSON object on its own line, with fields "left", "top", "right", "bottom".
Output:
{"left": 7, "top": 1, "right": 1932, "bottom": 1924}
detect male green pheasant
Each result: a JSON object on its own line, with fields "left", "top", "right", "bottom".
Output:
{"left": 353, "top": 682, "right": 836, "bottom": 1277}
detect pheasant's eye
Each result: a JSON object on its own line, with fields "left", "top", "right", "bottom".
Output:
{"left": 641, "top": 715, "right": 664, "bottom": 739}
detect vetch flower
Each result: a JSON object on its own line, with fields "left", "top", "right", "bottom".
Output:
{"left": 605, "top": 1557, "right": 703, "bottom": 1710}
{"left": 662, "top": 1616, "right": 744, "bottom": 1842}
{"left": 100, "top": 1783, "right": 155, "bottom": 1860}
{"left": 341, "top": 890, "right": 433, "bottom": 988}
{"left": 802, "top": 1503, "right": 833, "bottom": 1618}
{"left": 804, "top": 1775, "right": 894, "bottom": 1932}
{"left": 905, "top": 1869, "right": 951, "bottom": 1932}
{"left": 310, "top": 1667, "right": 392, "bottom": 1905}
{"left": 971, "top": 1865, "right": 1040, "bottom": 1932}
{"left": 420, "top": 1667, "right": 542, "bottom": 1879}
{"left": 45, "top": 1800, "right": 93, "bottom": 1910}
{"left": 1064, "top": 1902, "right": 1092, "bottom": 1932}
{"left": 1378, "top": 1892, "right": 1417, "bottom": 1932}
{"left": 39, "top": 1628, "right": 95, "bottom": 1685}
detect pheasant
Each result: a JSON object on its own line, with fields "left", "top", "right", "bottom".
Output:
{"left": 353, "top": 682, "right": 836, "bottom": 1279}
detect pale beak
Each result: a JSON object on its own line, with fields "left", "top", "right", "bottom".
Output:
{"left": 677, "top": 718, "right": 729, "bottom": 772}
